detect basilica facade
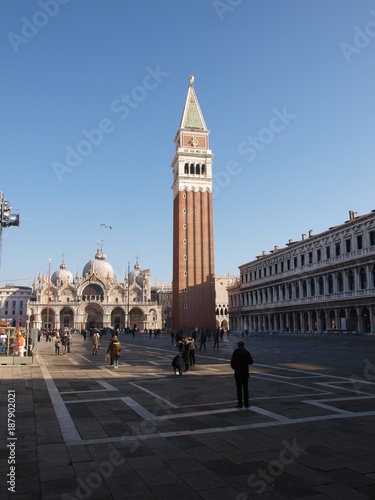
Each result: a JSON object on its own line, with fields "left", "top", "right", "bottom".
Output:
{"left": 27, "top": 247, "right": 162, "bottom": 331}
{"left": 228, "top": 210, "right": 375, "bottom": 335}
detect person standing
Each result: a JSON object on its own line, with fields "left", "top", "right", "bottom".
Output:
{"left": 107, "top": 335, "right": 121, "bottom": 368}
{"left": 199, "top": 331, "right": 207, "bottom": 351}
{"left": 92, "top": 331, "right": 99, "bottom": 355}
{"left": 54, "top": 334, "right": 61, "bottom": 355}
{"left": 230, "top": 340, "right": 254, "bottom": 408}
{"left": 62, "top": 332, "right": 69, "bottom": 354}
{"left": 213, "top": 330, "right": 220, "bottom": 350}
{"left": 189, "top": 337, "right": 197, "bottom": 366}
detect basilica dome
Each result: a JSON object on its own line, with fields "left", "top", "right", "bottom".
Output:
{"left": 82, "top": 248, "right": 114, "bottom": 282}
{"left": 128, "top": 261, "right": 141, "bottom": 284}
{"left": 51, "top": 260, "right": 74, "bottom": 285}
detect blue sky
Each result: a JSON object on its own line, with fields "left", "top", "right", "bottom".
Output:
{"left": 1, "top": 0, "right": 374, "bottom": 287}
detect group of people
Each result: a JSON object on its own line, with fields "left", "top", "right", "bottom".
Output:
{"left": 172, "top": 336, "right": 197, "bottom": 375}
{"left": 54, "top": 330, "right": 72, "bottom": 355}
{"left": 90, "top": 330, "right": 122, "bottom": 368}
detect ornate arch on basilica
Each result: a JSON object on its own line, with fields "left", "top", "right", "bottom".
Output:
{"left": 129, "top": 307, "right": 144, "bottom": 331}
{"left": 60, "top": 306, "right": 75, "bottom": 329}
{"left": 41, "top": 307, "right": 56, "bottom": 330}
{"left": 83, "top": 303, "right": 104, "bottom": 330}
{"left": 111, "top": 307, "right": 125, "bottom": 330}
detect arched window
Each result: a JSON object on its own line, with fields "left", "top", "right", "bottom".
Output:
{"left": 202, "top": 164, "right": 206, "bottom": 175}
{"left": 302, "top": 280, "right": 307, "bottom": 298}
{"left": 190, "top": 164, "right": 195, "bottom": 174}
{"left": 348, "top": 269, "right": 355, "bottom": 291}
{"left": 184, "top": 163, "right": 189, "bottom": 174}
{"left": 360, "top": 267, "right": 367, "bottom": 289}
{"left": 310, "top": 278, "right": 315, "bottom": 296}
{"left": 337, "top": 272, "right": 343, "bottom": 293}
{"left": 318, "top": 277, "right": 324, "bottom": 295}
{"left": 196, "top": 164, "right": 200, "bottom": 175}
{"left": 328, "top": 274, "right": 333, "bottom": 294}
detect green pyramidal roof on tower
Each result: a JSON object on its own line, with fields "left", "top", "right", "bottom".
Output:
{"left": 179, "top": 75, "right": 207, "bottom": 131}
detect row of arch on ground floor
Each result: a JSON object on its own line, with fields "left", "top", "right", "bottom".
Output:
{"left": 28, "top": 304, "right": 161, "bottom": 331}
{"left": 230, "top": 306, "right": 374, "bottom": 334}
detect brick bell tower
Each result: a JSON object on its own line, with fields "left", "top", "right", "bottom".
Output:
{"left": 171, "top": 75, "right": 216, "bottom": 332}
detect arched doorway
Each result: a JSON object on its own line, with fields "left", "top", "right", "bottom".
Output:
{"left": 111, "top": 308, "right": 125, "bottom": 330}
{"left": 84, "top": 303, "right": 103, "bottom": 330}
{"left": 329, "top": 310, "right": 336, "bottom": 329}
{"left": 311, "top": 311, "right": 317, "bottom": 331}
{"left": 129, "top": 307, "right": 144, "bottom": 331}
{"left": 41, "top": 308, "right": 56, "bottom": 330}
{"left": 60, "top": 307, "right": 74, "bottom": 330}
{"left": 303, "top": 312, "right": 309, "bottom": 332}
{"left": 348, "top": 308, "right": 357, "bottom": 333}
{"left": 338, "top": 309, "right": 346, "bottom": 330}
{"left": 361, "top": 307, "right": 371, "bottom": 333}
{"left": 319, "top": 311, "right": 326, "bottom": 332}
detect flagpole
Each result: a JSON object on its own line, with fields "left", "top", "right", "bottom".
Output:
{"left": 127, "top": 261, "right": 130, "bottom": 330}
{"left": 46, "top": 258, "right": 51, "bottom": 331}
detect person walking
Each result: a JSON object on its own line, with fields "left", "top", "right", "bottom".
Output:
{"left": 107, "top": 335, "right": 122, "bottom": 368}
{"left": 92, "top": 331, "right": 99, "bottom": 355}
{"left": 213, "top": 330, "right": 220, "bottom": 350}
{"left": 62, "top": 332, "right": 69, "bottom": 354}
{"left": 230, "top": 340, "right": 254, "bottom": 408}
{"left": 189, "top": 337, "right": 197, "bottom": 366}
{"left": 199, "top": 331, "right": 207, "bottom": 351}
{"left": 54, "top": 334, "right": 61, "bottom": 355}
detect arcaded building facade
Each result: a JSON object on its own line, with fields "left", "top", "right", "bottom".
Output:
{"left": 171, "top": 76, "right": 216, "bottom": 331}
{"left": 27, "top": 247, "right": 162, "bottom": 331}
{"left": 228, "top": 210, "right": 375, "bottom": 335}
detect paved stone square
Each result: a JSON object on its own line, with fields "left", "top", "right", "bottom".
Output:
{"left": 1, "top": 331, "right": 375, "bottom": 499}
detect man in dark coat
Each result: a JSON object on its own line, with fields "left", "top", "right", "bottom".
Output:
{"left": 230, "top": 340, "right": 254, "bottom": 408}
{"left": 172, "top": 353, "right": 184, "bottom": 376}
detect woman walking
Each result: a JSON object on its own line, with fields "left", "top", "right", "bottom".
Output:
{"left": 107, "top": 335, "right": 122, "bottom": 368}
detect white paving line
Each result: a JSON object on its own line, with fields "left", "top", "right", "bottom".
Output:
{"left": 39, "top": 364, "right": 81, "bottom": 443}
{"left": 120, "top": 396, "right": 156, "bottom": 420}
{"left": 65, "top": 397, "right": 119, "bottom": 404}
{"left": 250, "top": 405, "right": 291, "bottom": 422}
{"left": 253, "top": 374, "right": 331, "bottom": 393}
{"left": 97, "top": 380, "right": 119, "bottom": 391}
{"left": 303, "top": 400, "right": 354, "bottom": 415}
{"left": 74, "top": 354, "right": 92, "bottom": 363}
{"left": 156, "top": 406, "right": 249, "bottom": 420}
{"left": 68, "top": 359, "right": 79, "bottom": 365}
{"left": 315, "top": 381, "right": 375, "bottom": 395}
{"left": 128, "top": 382, "right": 177, "bottom": 408}
{"left": 61, "top": 389, "right": 111, "bottom": 395}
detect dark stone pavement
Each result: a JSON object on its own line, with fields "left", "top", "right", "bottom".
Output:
{"left": 1, "top": 331, "right": 375, "bottom": 499}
